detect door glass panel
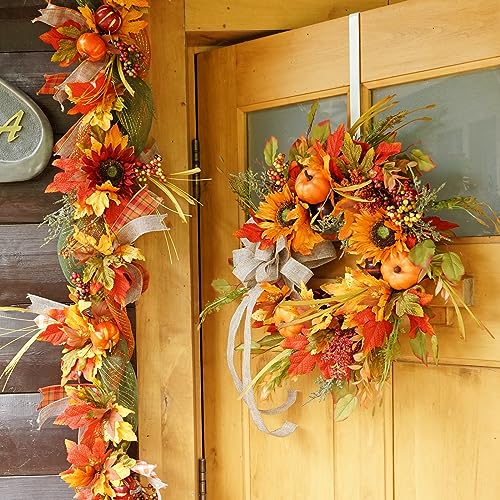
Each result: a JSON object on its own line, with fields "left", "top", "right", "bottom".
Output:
{"left": 247, "top": 95, "right": 348, "bottom": 176}
{"left": 373, "top": 68, "right": 500, "bottom": 236}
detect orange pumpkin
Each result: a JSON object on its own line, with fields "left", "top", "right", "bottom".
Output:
{"left": 380, "top": 252, "right": 422, "bottom": 290}
{"left": 76, "top": 33, "right": 107, "bottom": 62}
{"left": 295, "top": 168, "right": 331, "bottom": 204}
{"left": 273, "top": 305, "right": 303, "bottom": 337}
{"left": 90, "top": 321, "right": 120, "bottom": 350}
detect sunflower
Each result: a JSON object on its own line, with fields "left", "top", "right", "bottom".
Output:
{"left": 81, "top": 124, "right": 138, "bottom": 203}
{"left": 255, "top": 185, "right": 323, "bottom": 255}
{"left": 347, "top": 209, "right": 408, "bottom": 264}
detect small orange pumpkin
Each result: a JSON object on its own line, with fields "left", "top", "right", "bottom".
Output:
{"left": 295, "top": 168, "right": 331, "bottom": 204}
{"left": 76, "top": 33, "right": 107, "bottom": 62}
{"left": 273, "top": 305, "right": 303, "bottom": 338}
{"left": 90, "top": 321, "right": 120, "bottom": 350}
{"left": 380, "top": 252, "right": 422, "bottom": 290}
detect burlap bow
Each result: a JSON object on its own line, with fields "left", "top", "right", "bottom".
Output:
{"left": 228, "top": 234, "right": 336, "bottom": 437}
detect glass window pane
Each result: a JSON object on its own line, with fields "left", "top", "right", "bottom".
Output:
{"left": 247, "top": 96, "right": 348, "bottom": 175}
{"left": 373, "top": 68, "right": 500, "bottom": 236}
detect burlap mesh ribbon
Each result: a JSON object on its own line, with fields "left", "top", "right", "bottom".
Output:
{"left": 228, "top": 232, "right": 336, "bottom": 436}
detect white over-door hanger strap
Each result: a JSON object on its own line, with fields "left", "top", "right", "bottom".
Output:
{"left": 348, "top": 12, "right": 361, "bottom": 127}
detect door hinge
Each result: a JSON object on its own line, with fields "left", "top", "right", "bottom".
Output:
{"left": 191, "top": 138, "right": 201, "bottom": 203}
{"left": 198, "top": 457, "right": 207, "bottom": 499}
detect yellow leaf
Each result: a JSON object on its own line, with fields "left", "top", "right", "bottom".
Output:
{"left": 115, "top": 244, "right": 145, "bottom": 263}
{"left": 78, "top": 5, "right": 97, "bottom": 31}
{"left": 115, "top": 421, "right": 137, "bottom": 443}
{"left": 96, "top": 234, "right": 114, "bottom": 256}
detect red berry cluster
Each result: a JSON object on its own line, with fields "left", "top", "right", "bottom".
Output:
{"left": 115, "top": 41, "right": 145, "bottom": 78}
{"left": 267, "top": 153, "right": 287, "bottom": 191}
{"left": 320, "top": 328, "right": 355, "bottom": 383}
{"left": 133, "top": 154, "right": 166, "bottom": 184}
{"left": 70, "top": 272, "right": 91, "bottom": 301}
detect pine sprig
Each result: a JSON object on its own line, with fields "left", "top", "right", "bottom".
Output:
{"left": 228, "top": 170, "right": 269, "bottom": 213}
{"left": 40, "top": 196, "right": 76, "bottom": 245}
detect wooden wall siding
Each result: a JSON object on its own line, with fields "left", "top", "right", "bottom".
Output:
{"left": 0, "top": 394, "right": 76, "bottom": 476}
{"left": 0, "top": 225, "right": 66, "bottom": 306}
{"left": 0, "top": 476, "right": 71, "bottom": 499}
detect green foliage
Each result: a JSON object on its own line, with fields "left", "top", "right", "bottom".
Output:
{"left": 409, "top": 239, "right": 436, "bottom": 268}
{"left": 409, "top": 330, "right": 428, "bottom": 365}
{"left": 334, "top": 393, "right": 358, "bottom": 422}
{"left": 309, "top": 120, "right": 331, "bottom": 145}
{"left": 263, "top": 136, "right": 278, "bottom": 167}
{"left": 395, "top": 292, "right": 424, "bottom": 318}
{"left": 306, "top": 100, "right": 319, "bottom": 137}
{"left": 76, "top": 0, "right": 102, "bottom": 9}
{"left": 441, "top": 252, "right": 465, "bottom": 282}
{"left": 228, "top": 170, "right": 268, "bottom": 213}
{"left": 117, "top": 78, "right": 153, "bottom": 153}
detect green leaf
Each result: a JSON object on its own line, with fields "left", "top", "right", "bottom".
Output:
{"left": 359, "top": 147, "right": 375, "bottom": 173}
{"left": 409, "top": 239, "right": 436, "bottom": 268}
{"left": 212, "top": 278, "right": 232, "bottom": 295}
{"left": 310, "top": 120, "right": 331, "bottom": 145}
{"left": 409, "top": 330, "right": 428, "bottom": 365}
{"left": 306, "top": 101, "right": 319, "bottom": 136}
{"left": 334, "top": 393, "right": 358, "bottom": 422}
{"left": 411, "top": 149, "right": 436, "bottom": 172}
{"left": 263, "top": 136, "right": 278, "bottom": 166}
{"left": 340, "top": 132, "right": 362, "bottom": 167}
{"left": 57, "top": 25, "right": 82, "bottom": 39}
{"left": 431, "top": 334, "right": 439, "bottom": 365}
{"left": 288, "top": 136, "right": 308, "bottom": 162}
{"left": 395, "top": 292, "right": 424, "bottom": 318}
{"left": 51, "top": 39, "right": 78, "bottom": 65}
{"left": 441, "top": 252, "right": 465, "bottom": 282}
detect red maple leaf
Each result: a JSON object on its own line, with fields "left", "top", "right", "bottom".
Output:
{"left": 39, "top": 21, "right": 82, "bottom": 67}
{"left": 374, "top": 141, "right": 402, "bottom": 166}
{"left": 287, "top": 160, "right": 301, "bottom": 191}
{"left": 55, "top": 402, "right": 96, "bottom": 430}
{"left": 325, "top": 124, "right": 345, "bottom": 180}
{"left": 66, "top": 438, "right": 109, "bottom": 469}
{"left": 354, "top": 309, "right": 393, "bottom": 353}
{"left": 38, "top": 323, "right": 68, "bottom": 346}
{"left": 408, "top": 314, "right": 434, "bottom": 339}
{"left": 46, "top": 157, "right": 90, "bottom": 202}
{"left": 408, "top": 289, "right": 434, "bottom": 307}
{"left": 424, "top": 216, "right": 459, "bottom": 232}
{"left": 108, "top": 266, "right": 132, "bottom": 306}
{"left": 234, "top": 222, "right": 274, "bottom": 250}
{"left": 281, "top": 335, "right": 309, "bottom": 351}
{"left": 288, "top": 350, "right": 319, "bottom": 376}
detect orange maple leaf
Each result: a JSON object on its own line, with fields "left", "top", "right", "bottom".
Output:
{"left": 354, "top": 309, "right": 393, "bottom": 353}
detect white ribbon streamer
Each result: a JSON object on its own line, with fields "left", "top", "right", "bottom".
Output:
{"left": 27, "top": 294, "right": 66, "bottom": 314}
{"left": 116, "top": 214, "right": 169, "bottom": 245}
{"left": 227, "top": 234, "right": 336, "bottom": 436}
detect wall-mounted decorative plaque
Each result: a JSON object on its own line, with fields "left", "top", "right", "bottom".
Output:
{"left": 0, "top": 77, "right": 53, "bottom": 182}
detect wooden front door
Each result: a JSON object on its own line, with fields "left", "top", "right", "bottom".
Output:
{"left": 197, "top": 0, "right": 500, "bottom": 498}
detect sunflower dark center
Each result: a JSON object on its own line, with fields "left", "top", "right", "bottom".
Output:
{"left": 370, "top": 220, "right": 396, "bottom": 248}
{"left": 99, "top": 159, "right": 124, "bottom": 186}
{"left": 276, "top": 202, "right": 296, "bottom": 227}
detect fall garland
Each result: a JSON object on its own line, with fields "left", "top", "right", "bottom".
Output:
{"left": 202, "top": 98, "right": 498, "bottom": 432}
{"left": 0, "top": 1, "right": 199, "bottom": 498}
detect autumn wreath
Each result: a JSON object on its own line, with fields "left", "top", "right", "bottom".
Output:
{"left": 202, "top": 97, "right": 498, "bottom": 433}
